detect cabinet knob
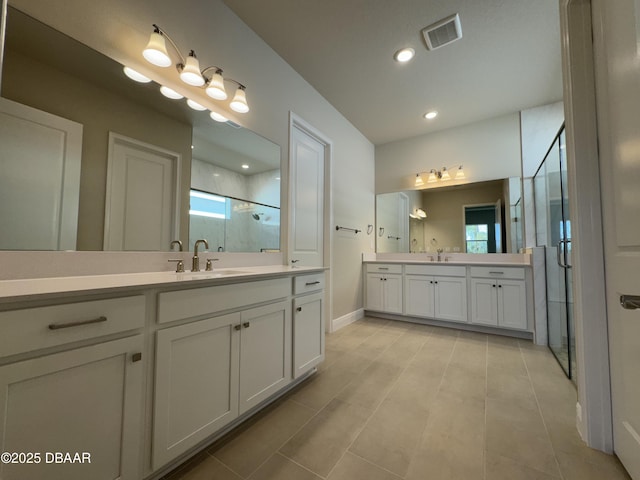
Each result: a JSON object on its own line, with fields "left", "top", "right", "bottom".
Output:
{"left": 243, "top": 322, "right": 251, "bottom": 328}
{"left": 234, "top": 324, "right": 242, "bottom": 331}
{"left": 498, "top": 285, "right": 502, "bottom": 288}
{"left": 132, "top": 352, "right": 142, "bottom": 363}
{"left": 296, "top": 306, "right": 302, "bottom": 312}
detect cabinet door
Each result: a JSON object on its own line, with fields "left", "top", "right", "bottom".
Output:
{"left": 498, "top": 279, "right": 528, "bottom": 330}
{"left": 293, "top": 292, "right": 324, "bottom": 378}
{"left": 383, "top": 275, "right": 403, "bottom": 314}
{"left": 153, "top": 313, "right": 240, "bottom": 469}
{"left": 470, "top": 278, "right": 499, "bottom": 326}
{"left": 404, "top": 275, "right": 435, "bottom": 318}
{"left": 239, "top": 301, "right": 292, "bottom": 414}
{"left": 365, "top": 273, "right": 385, "bottom": 311}
{"left": 0, "top": 335, "right": 143, "bottom": 480}
{"left": 434, "top": 276, "right": 468, "bottom": 323}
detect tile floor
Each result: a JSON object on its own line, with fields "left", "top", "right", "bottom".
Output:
{"left": 164, "top": 317, "right": 630, "bottom": 480}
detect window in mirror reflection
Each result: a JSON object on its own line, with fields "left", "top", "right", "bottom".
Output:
{"left": 189, "top": 189, "right": 280, "bottom": 253}
{"left": 464, "top": 204, "right": 502, "bottom": 253}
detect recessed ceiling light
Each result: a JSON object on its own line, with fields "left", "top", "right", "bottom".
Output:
{"left": 424, "top": 110, "right": 438, "bottom": 120}
{"left": 394, "top": 47, "right": 415, "bottom": 63}
{"left": 241, "top": 164, "right": 249, "bottom": 169}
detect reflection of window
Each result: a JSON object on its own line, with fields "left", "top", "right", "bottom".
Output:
{"left": 189, "top": 190, "right": 227, "bottom": 219}
{"left": 466, "top": 224, "right": 489, "bottom": 253}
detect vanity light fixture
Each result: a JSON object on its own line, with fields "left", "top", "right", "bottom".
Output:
{"left": 415, "top": 165, "right": 465, "bottom": 185}
{"left": 410, "top": 208, "right": 427, "bottom": 219}
{"left": 186, "top": 99, "right": 207, "bottom": 111}
{"left": 209, "top": 111, "right": 228, "bottom": 123}
{"left": 159, "top": 86, "right": 184, "bottom": 99}
{"left": 123, "top": 67, "right": 151, "bottom": 83}
{"left": 140, "top": 24, "right": 250, "bottom": 113}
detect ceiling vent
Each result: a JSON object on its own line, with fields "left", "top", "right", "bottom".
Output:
{"left": 422, "top": 13, "right": 462, "bottom": 51}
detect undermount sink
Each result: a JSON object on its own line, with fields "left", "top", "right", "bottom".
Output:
{"left": 184, "top": 269, "right": 251, "bottom": 278}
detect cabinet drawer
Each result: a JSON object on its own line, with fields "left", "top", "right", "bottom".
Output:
{"left": 469, "top": 266, "right": 525, "bottom": 280}
{"left": 405, "top": 264, "right": 466, "bottom": 277}
{"left": 294, "top": 273, "right": 325, "bottom": 295}
{"left": 366, "top": 263, "right": 402, "bottom": 274}
{"left": 158, "top": 278, "right": 290, "bottom": 324}
{"left": 0, "top": 295, "right": 145, "bottom": 358}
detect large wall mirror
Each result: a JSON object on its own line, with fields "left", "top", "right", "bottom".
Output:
{"left": 0, "top": 6, "right": 281, "bottom": 252}
{"left": 376, "top": 177, "right": 523, "bottom": 254}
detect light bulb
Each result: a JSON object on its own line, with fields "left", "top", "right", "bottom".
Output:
{"left": 179, "top": 52, "right": 205, "bottom": 86}
{"left": 123, "top": 67, "right": 151, "bottom": 83}
{"left": 209, "top": 111, "right": 228, "bottom": 122}
{"left": 143, "top": 31, "right": 171, "bottom": 67}
{"left": 206, "top": 70, "right": 228, "bottom": 100}
{"left": 186, "top": 99, "right": 207, "bottom": 111}
{"left": 230, "top": 87, "right": 249, "bottom": 113}
{"left": 159, "top": 86, "right": 183, "bottom": 99}
{"left": 394, "top": 47, "right": 415, "bottom": 63}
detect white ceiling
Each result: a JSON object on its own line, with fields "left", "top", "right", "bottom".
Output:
{"left": 222, "top": 0, "right": 563, "bottom": 146}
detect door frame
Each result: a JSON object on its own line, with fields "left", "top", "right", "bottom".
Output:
{"left": 288, "top": 112, "right": 333, "bottom": 332}
{"left": 104, "top": 132, "right": 182, "bottom": 251}
{"left": 560, "top": 0, "right": 612, "bottom": 452}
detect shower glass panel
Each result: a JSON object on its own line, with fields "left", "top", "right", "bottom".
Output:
{"left": 534, "top": 126, "right": 575, "bottom": 380}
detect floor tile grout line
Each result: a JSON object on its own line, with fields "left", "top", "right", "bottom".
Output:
{"left": 322, "top": 324, "right": 436, "bottom": 480}
{"left": 519, "top": 341, "right": 567, "bottom": 480}
{"left": 483, "top": 334, "right": 489, "bottom": 480}
{"left": 406, "top": 329, "right": 461, "bottom": 480}
{"left": 216, "top": 318, "right": 394, "bottom": 479}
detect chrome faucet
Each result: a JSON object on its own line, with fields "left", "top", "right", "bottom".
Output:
{"left": 192, "top": 239, "right": 209, "bottom": 272}
{"left": 437, "top": 248, "right": 444, "bottom": 262}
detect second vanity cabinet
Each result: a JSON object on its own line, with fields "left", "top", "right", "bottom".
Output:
{"left": 404, "top": 265, "right": 467, "bottom": 323}
{"left": 0, "top": 296, "right": 146, "bottom": 480}
{"left": 365, "top": 264, "right": 403, "bottom": 314}
{"left": 292, "top": 273, "right": 325, "bottom": 379}
{"left": 470, "top": 266, "right": 527, "bottom": 330}
{"left": 152, "top": 278, "right": 292, "bottom": 469}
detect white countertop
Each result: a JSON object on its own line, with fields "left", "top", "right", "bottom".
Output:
{"left": 363, "top": 259, "right": 531, "bottom": 267}
{"left": 0, "top": 265, "right": 324, "bottom": 303}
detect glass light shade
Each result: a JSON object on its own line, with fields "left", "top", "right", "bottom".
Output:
{"left": 455, "top": 166, "right": 465, "bottom": 179}
{"left": 180, "top": 55, "right": 205, "bottom": 86}
{"left": 143, "top": 32, "right": 172, "bottom": 67}
{"left": 415, "top": 174, "right": 424, "bottom": 187}
{"left": 209, "top": 111, "right": 228, "bottom": 122}
{"left": 416, "top": 208, "right": 427, "bottom": 219}
{"left": 123, "top": 66, "right": 151, "bottom": 83}
{"left": 159, "top": 86, "right": 183, "bottom": 99}
{"left": 186, "top": 99, "right": 207, "bottom": 111}
{"left": 427, "top": 172, "right": 438, "bottom": 183}
{"left": 230, "top": 87, "right": 250, "bottom": 113}
{"left": 205, "top": 72, "right": 228, "bottom": 100}
{"left": 440, "top": 168, "right": 451, "bottom": 181}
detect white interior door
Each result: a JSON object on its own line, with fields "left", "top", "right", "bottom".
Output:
{"left": 595, "top": 0, "right": 640, "bottom": 476}
{"left": 0, "top": 97, "right": 82, "bottom": 250}
{"left": 104, "top": 133, "right": 180, "bottom": 251}
{"left": 290, "top": 123, "right": 325, "bottom": 267}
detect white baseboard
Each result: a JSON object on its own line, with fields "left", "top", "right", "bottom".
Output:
{"left": 332, "top": 308, "right": 364, "bottom": 332}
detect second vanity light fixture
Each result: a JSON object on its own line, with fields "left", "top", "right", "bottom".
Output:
{"left": 140, "top": 24, "right": 249, "bottom": 115}
{"left": 415, "top": 165, "right": 465, "bottom": 187}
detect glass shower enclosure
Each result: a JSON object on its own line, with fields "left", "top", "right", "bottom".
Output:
{"left": 533, "top": 125, "right": 575, "bottom": 380}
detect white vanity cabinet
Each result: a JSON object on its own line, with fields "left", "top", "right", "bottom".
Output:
{"left": 0, "top": 296, "right": 146, "bottom": 480}
{"left": 470, "top": 267, "right": 528, "bottom": 330}
{"left": 404, "top": 265, "right": 467, "bottom": 323}
{"left": 153, "top": 278, "right": 292, "bottom": 469}
{"left": 292, "top": 273, "right": 325, "bottom": 378}
{"left": 365, "top": 264, "right": 403, "bottom": 314}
